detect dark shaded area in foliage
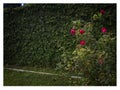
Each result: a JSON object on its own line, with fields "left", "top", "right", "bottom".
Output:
{"left": 4, "top": 4, "right": 21, "bottom": 8}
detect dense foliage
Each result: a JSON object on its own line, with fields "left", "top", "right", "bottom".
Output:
{"left": 56, "top": 6, "right": 116, "bottom": 85}
{"left": 4, "top": 4, "right": 116, "bottom": 85}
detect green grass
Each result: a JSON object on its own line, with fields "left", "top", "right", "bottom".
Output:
{"left": 4, "top": 68, "right": 87, "bottom": 86}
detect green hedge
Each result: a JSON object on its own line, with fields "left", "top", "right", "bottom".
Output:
{"left": 4, "top": 4, "right": 116, "bottom": 68}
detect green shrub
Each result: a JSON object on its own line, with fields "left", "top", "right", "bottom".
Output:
{"left": 56, "top": 8, "right": 116, "bottom": 85}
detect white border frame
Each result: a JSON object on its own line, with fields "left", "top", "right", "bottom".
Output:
{"left": 1, "top": 0, "right": 120, "bottom": 90}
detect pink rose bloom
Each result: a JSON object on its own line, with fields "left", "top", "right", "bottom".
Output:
{"left": 79, "top": 29, "right": 85, "bottom": 34}
{"left": 101, "top": 27, "right": 107, "bottom": 33}
{"left": 70, "top": 29, "right": 76, "bottom": 35}
{"left": 80, "top": 40, "right": 86, "bottom": 45}
{"left": 100, "top": 9, "right": 105, "bottom": 15}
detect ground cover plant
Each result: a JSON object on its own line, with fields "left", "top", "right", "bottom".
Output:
{"left": 4, "top": 4, "right": 116, "bottom": 86}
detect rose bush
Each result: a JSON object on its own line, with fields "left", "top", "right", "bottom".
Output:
{"left": 56, "top": 9, "right": 116, "bottom": 85}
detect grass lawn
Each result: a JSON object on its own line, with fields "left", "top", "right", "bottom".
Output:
{"left": 4, "top": 66, "right": 86, "bottom": 86}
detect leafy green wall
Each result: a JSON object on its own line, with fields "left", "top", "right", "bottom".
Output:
{"left": 4, "top": 4, "right": 116, "bottom": 68}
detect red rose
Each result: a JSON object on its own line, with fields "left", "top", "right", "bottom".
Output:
{"left": 80, "top": 40, "right": 86, "bottom": 45}
{"left": 101, "top": 27, "right": 107, "bottom": 33}
{"left": 79, "top": 29, "right": 85, "bottom": 34}
{"left": 70, "top": 29, "right": 76, "bottom": 35}
{"left": 100, "top": 9, "right": 105, "bottom": 15}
